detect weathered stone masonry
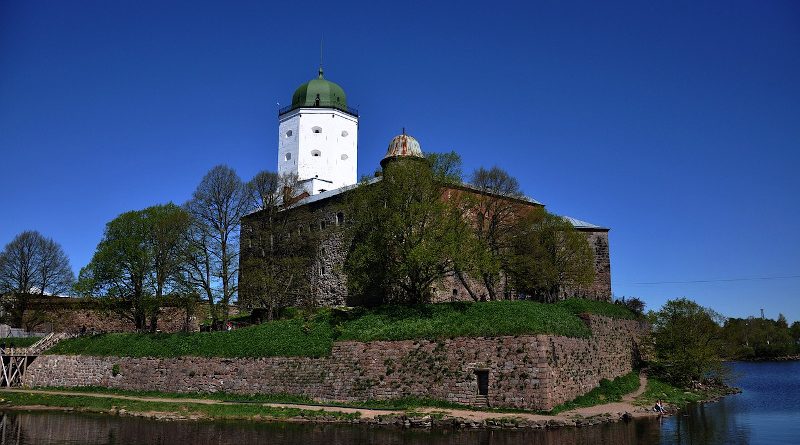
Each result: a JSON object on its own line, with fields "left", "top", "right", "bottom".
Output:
{"left": 23, "top": 315, "right": 642, "bottom": 411}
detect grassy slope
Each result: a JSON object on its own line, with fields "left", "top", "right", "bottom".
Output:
{"left": 547, "top": 371, "right": 641, "bottom": 414}
{"left": 47, "top": 299, "right": 634, "bottom": 358}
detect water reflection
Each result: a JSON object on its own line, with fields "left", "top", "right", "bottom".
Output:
{"left": 0, "top": 411, "right": 661, "bottom": 445}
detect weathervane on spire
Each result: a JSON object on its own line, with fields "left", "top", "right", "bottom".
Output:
{"left": 318, "top": 35, "right": 324, "bottom": 79}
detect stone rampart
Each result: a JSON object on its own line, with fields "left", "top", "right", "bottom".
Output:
{"left": 22, "top": 315, "right": 643, "bottom": 410}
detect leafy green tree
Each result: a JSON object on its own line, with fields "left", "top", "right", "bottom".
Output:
{"left": 425, "top": 151, "right": 463, "bottom": 184}
{"left": 507, "top": 209, "right": 595, "bottom": 302}
{"left": 0, "top": 230, "right": 75, "bottom": 328}
{"left": 77, "top": 204, "right": 189, "bottom": 331}
{"left": 462, "top": 166, "right": 525, "bottom": 300}
{"left": 650, "top": 298, "right": 726, "bottom": 386}
{"left": 345, "top": 158, "right": 474, "bottom": 305}
{"left": 239, "top": 171, "right": 319, "bottom": 319}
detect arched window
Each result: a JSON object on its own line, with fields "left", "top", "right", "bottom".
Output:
{"left": 311, "top": 150, "right": 321, "bottom": 157}
{"left": 312, "top": 126, "right": 322, "bottom": 134}
{"left": 285, "top": 130, "right": 293, "bottom": 137}
{"left": 284, "top": 153, "right": 292, "bottom": 161}
{"left": 336, "top": 212, "right": 344, "bottom": 226}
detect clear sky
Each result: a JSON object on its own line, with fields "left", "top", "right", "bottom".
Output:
{"left": 1, "top": 1, "right": 798, "bottom": 321}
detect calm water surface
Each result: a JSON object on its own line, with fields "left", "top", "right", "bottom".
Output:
{"left": 0, "top": 361, "right": 796, "bottom": 445}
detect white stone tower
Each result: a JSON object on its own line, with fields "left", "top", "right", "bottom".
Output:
{"left": 277, "top": 68, "right": 358, "bottom": 195}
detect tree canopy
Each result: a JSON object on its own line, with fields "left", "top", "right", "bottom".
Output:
{"left": 0, "top": 230, "right": 75, "bottom": 328}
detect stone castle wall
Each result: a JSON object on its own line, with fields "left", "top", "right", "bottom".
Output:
{"left": 22, "top": 315, "right": 642, "bottom": 410}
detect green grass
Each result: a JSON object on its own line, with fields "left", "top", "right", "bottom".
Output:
{"left": 635, "top": 378, "right": 717, "bottom": 408}
{"left": 336, "top": 301, "right": 594, "bottom": 341}
{"left": 1, "top": 337, "right": 42, "bottom": 348}
{"left": 38, "top": 386, "right": 317, "bottom": 405}
{"left": 48, "top": 314, "right": 334, "bottom": 358}
{"left": 47, "top": 299, "right": 634, "bottom": 358}
{"left": 547, "top": 371, "right": 641, "bottom": 414}
{"left": 0, "top": 391, "right": 359, "bottom": 421}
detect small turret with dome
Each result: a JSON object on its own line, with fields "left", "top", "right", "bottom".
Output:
{"left": 381, "top": 129, "right": 425, "bottom": 168}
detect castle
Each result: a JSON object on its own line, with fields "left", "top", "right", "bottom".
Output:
{"left": 240, "top": 69, "right": 611, "bottom": 307}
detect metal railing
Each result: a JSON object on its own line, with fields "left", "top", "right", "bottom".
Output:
{"left": 278, "top": 102, "right": 359, "bottom": 117}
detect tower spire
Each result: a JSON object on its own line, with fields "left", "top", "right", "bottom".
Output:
{"left": 318, "top": 35, "right": 324, "bottom": 78}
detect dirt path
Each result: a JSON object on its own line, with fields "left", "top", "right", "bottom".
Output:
{"left": 0, "top": 374, "right": 655, "bottom": 422}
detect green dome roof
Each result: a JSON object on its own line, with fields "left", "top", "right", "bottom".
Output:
{"left": 288, "top": 68, "right": 350, "bottom": 112}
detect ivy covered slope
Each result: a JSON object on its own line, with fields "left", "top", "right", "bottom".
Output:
{"left": 47, "top": 299, "right": 635, "bottom": 358}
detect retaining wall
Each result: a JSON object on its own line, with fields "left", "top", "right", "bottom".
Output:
{"left": 22, "top": 314, "right": 643, "bottom": 410}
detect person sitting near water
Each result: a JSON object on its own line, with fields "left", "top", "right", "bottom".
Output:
{"left": 654, "top": 399, "right": 666, "bottom": 414}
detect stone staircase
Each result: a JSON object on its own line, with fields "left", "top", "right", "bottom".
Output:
{"left": 473, "top": 395, "right": 488, "bottom": 408}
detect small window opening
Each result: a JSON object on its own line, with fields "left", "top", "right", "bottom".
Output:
{"left": 285, "top": 130, "right": 293, "bottom": 137}
{"left": 475, "top": 370, "right": 489, "bottom": 396}
{"left": 336, "top": 212, "right": 344, "bottom": 226}
{"left": 341, "top": 130, "right": 349, "bottom": 137}
{"left": 312, "top": 126, "right": 322, "bottom": 134}
{"left": 311, "top": 150, "right": 321, "bottom": 157}
{"left": 340, "top": 154, "right": 349, "bottom": 160}
{"left": 320, "top": 264, "right": 326, "bottom": 275}
{"left": 285, "top": 153, "right": 292, "bottom": 161}
{"left": 320, "top": 220, "right": 326, "bottom": 230}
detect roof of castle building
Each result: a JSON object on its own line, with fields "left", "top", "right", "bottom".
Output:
{"left": 563, "top": 215, "right": 609, "bottom": 231}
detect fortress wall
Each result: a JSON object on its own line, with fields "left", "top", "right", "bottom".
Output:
{"left": 22, "top": 315, "right": 642, "bottom": 411}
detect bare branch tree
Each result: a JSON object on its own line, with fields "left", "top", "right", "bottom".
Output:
{"left": 0, "top": 230, "right": 75, "bottom": 328}
{"left": 184, "top": 165, "right": 254, "bottom": 326}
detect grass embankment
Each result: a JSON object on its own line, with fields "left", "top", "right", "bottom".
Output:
{"left": 1, "top": 337, "right": 42, "bottom": 348}
{"left": 635, "top": 378, "right": 730, "bottom": 408}
{"left": 547, "top": 371, "right": 640, "bottom": 414}
{"left": 47, "top": 299, "right": 634, "bottom": 358}
{"left": 0, "top": 391, "right": 359, "bottom": 421}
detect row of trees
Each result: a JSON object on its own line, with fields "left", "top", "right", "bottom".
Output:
{"left": 74, "top": 165, "right": 280, "bottom": 331}
{"left": 343, "top": 153, "right": 596, "bottom": 306}
{"left": 647, "top": 297, "right": 799, "bottom": 387}
{"left": 721, "top": 314, "right": 800, "bottom": 359}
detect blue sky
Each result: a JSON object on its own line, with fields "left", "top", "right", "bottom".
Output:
{"left": 1, "top": 1, "right": 798, "bottom": 321}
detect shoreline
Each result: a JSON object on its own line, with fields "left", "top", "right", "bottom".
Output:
{"left": 0, "top": 384, "right": 703, "bottom": 430}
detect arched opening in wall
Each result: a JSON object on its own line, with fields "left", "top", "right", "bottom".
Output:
{"left": 336, "top": 212, "right": 344, "bottom": 226}
{"left": 312, "top": 126, "right": 322, "bottom": 134}
{"left": 475, "top": 369, "right": 489, "bottom": 396}
{"left": 341, "top": 130, "right": 349, "bottom": 137}
{"left": 320, "top": 220, "right": 326, "bottom": 230}
{"left": 284, "top": 153, "right": 292, "bottom": 161}
{"left": 311, "top": 150, "right": 321, "bottom": 157}
{"left": 340, "top": 154, "right": 349, "bottom": 160}
{"left": 285, "top": 130, "right": 293, "bottom": 137}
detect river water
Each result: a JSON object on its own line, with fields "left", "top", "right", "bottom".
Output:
{"left": 0, "top": 361, "right": 796, "bottom": 444}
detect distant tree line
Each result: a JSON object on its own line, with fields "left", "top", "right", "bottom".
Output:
{"left": 721, "top": 314, "right": 799, "bottom": 359}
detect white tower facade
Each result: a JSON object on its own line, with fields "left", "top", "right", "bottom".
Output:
{"left": 277, "top": 69, "right": 358, "bottom": 195}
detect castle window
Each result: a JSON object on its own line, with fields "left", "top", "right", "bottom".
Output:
{"left": 285, "top": 153, "right": 292, "bottom": 161}
{"left": 475, "top": 370, "right": 489, "bottom": 396}
{"left": 311, "top": 150, "right": 321, "bottom": 157}
{"left": 336, "top": 212, "right": 344, "bottom": 226}
{"left": 285, "top": 130, "right": 293, "bottom": 137}
{"left": 341, "top": 130, "right": 349, "bottom": 137}
{"left": 340, "top": 154, "right": 349, "bottom": 160}
{"left": 320, "top": 220, "right": 326, "bottom": 230}
{"left": 312, "top": 126, "right": 322, "bottom": 134}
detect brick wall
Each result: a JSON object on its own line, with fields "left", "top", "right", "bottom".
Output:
{"left": 23, "top": 315, "right": 642, "bottom": 411}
